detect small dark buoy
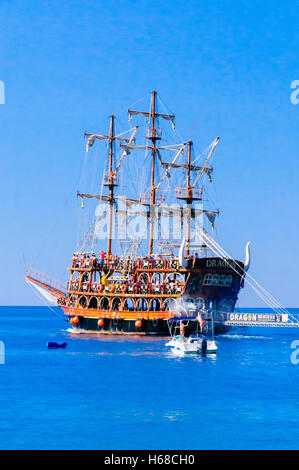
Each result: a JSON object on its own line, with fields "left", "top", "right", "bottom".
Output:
{"left": 47, "top": 342, "right": 67, "bottom": 349}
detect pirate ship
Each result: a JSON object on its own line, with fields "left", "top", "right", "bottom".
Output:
{"left": 25, "top": 91, "right": 252, "bottom": 335}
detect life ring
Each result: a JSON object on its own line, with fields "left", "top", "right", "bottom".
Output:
{"left": 152, "top": 318, "right": 159, "bottom": 327}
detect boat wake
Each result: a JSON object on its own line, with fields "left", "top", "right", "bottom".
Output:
{"left": 65, "top": 328, "right": 81, "bottom": 334}
{"left": 218, "top": 334, "right": 272, "bottom": 340}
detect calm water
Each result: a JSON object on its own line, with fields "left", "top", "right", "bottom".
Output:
{"left": 0, "top": 306, "right": 298, "bottom": 450}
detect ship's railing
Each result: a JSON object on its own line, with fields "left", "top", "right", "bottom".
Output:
{"left": 146, "top": 128, "right": 162, "bottom": 139}
{"left": 188, "top": 247, "right": 218, "bottom": 259}
{"left": 175, "top": 187, "right": 203, "bottom": 200}
{"left": 140, "top": 193, "right": 165, "bottom": 205}
{"left": 136, "top": 258, "right": 180, "bottom": 270}
{"left": 103, "top": 173, "right": 119, "bottom": 186}
{"left": 70, "top": 257, "right": 182, "bottom": 271}
{"left": 67, "top": 279, "right": 185, "bottom": 295}
{"left": 24, "top": 266, "right": 66, "bottom": 292}
{"left": 70, "top": 251, "right": 236, "bottom": 274}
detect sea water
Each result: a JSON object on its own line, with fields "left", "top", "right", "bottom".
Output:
{"left": 0, "top": 306, "right": 298, "bottom": 450}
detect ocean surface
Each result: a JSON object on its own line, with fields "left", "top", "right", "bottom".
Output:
{"left": 0, "top": 306, "right": 298, "bottom": 450}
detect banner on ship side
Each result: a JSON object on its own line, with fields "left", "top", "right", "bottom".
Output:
{"left": 228, "top": 313, "right": 288, "bottom": 323}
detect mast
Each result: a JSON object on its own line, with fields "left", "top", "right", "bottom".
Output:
{"left": 124, "top": 91, "right": 175, "bottom": 256}
{"left": 186, "top": 140, "right": 192, "bottom": 257}
{"left": 107, "top": 114, "right": 115, "bottom": 261}
{"left": 173, "top": 137, "right": 220, "bottom": 254}
{"left": 149, "top": 90, "right": 157, "bottom": 256}
{"left": 79, "top": 120, "right": 137, "bottom": 254}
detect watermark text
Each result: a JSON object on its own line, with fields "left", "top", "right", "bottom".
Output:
{"left": 290, "top": 80, "right": 299, "bottom": 104}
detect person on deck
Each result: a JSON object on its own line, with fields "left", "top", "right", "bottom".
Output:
{"left": 98, "top": 251, "right": 106, "bottom": 266}
{"left": 72, "top": 254, "right": 79, "bottom": 268}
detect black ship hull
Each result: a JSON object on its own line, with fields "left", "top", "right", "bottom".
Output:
{"left": 68, "top": 315, "right": 231, "bottom": 335}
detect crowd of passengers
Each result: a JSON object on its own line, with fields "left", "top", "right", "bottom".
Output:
{"left": 68, "top": 278, "right": 183, "bottom": 295}
{"left": 71, "top": 252, "right": 180, "bottom": 271}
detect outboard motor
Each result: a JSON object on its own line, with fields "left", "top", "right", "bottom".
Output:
{"left": 201, "top": 338, "right": 207, "bottom": 355}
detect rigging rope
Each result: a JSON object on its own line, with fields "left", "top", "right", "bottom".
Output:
{"left": 202, "top": 231, "right": 290, "bottom": 316}
{"left": 26, "top": 280, "right": 68, "bottom": 322}
{"left": 198, "top": 229, "right": 297, "bottom": 323}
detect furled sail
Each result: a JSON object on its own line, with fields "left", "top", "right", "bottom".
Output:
{"left": 204, "top": 210, "right": 219, "bottom": 230}
{"left": 84, "top": 133, "right": 108, "bottom": 152}
{"left": 84, "top": 131, "right": 134, "bottom": 153}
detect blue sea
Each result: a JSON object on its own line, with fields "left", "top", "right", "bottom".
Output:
{"left": 0, "top": 306, "right": 298, "bottom": 450}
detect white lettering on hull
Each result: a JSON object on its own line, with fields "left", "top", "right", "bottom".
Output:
{"left": 206, "top": 259, "right": 238, "bottom": 270}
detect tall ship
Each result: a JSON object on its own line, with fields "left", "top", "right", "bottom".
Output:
{"left": 25, "top": 91, "right": 252, "bottom": 335}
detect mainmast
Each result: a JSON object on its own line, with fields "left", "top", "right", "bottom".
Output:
{"left": 125, "top": 90, "right": 176, "bottom": 256}
{"left": 149, "top": 90, "right": 158, "bottom": 256}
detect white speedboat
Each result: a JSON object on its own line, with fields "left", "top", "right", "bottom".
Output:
{"left": 166, "top": 316, "right": 218, "bottom": 356}
{"left": 166, "top": 335, "right": 202, "bottom": 356}
{"left": 166, "top": 334, "right": 217, "bottom": 356}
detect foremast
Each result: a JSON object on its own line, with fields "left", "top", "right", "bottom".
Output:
{"left": 78, "top": 117, "right": 138, "bottom": 259}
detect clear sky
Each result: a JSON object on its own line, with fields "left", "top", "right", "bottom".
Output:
{"left": 0, "top": 0, "right": 298, "bottom": 307}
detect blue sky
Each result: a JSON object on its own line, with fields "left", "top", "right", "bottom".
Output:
{"left": 0, "top": 0, "right": 298, "bottom": 306}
